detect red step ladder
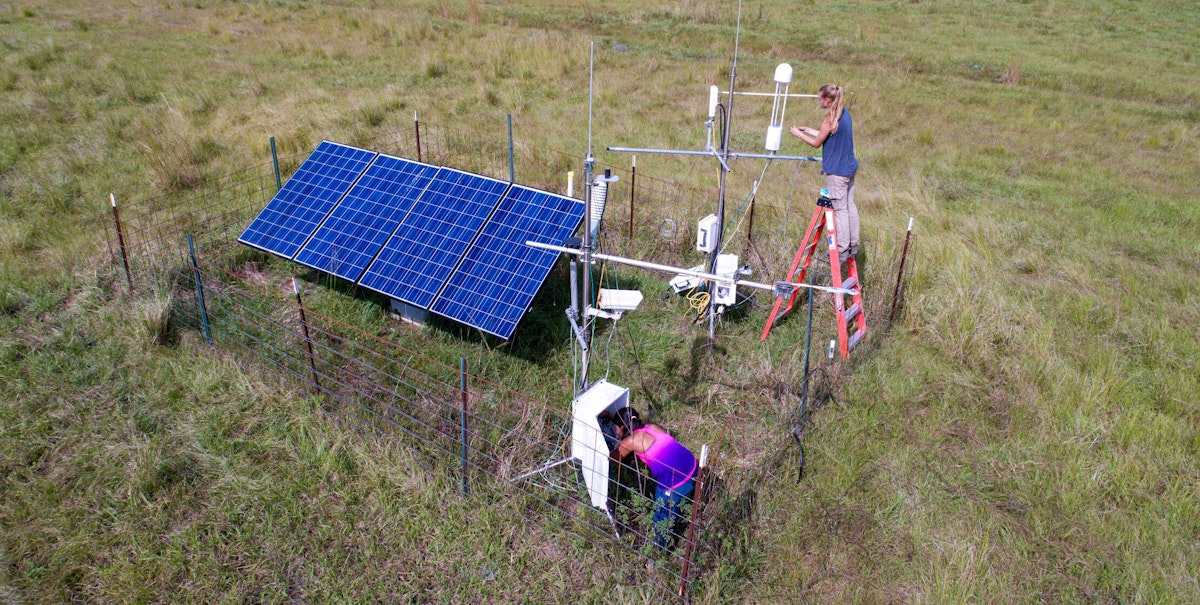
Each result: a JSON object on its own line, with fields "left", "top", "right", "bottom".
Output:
{"left": 760, "top": 196, "right": 867, "bottom": 358}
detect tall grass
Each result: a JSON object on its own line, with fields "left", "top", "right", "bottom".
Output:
{"left": 1, "top": 0, "right": 1197, "bottom": 603}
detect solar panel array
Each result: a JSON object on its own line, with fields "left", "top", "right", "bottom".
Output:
{"left": 432, "top": 185, "right": 586, "bottom": 338}
{"left": 358, "top": 169, "right": 509, "bottom": 308}
{"left": 238, "top": 141, "right": 584, "bottom": 340}
{"left": 294, "top": 155, "right": 439, "bottom": 282}
{"left": 238, "top": 141, "right": 377, "bottom": 259}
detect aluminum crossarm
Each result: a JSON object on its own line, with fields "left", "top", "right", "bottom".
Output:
{"left": 722, "top": 91, "right": 821, "bottom": 99}
{"left": 525, "top": 241, "right": 857, "bottom": 296}
{"left": 606, "top": 146, "right": 820, "bottom": 163}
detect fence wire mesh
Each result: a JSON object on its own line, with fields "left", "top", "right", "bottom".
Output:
{"left": 104, "top": 119, "right": 916, "bottom": 602}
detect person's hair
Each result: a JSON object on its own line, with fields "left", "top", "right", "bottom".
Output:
{"left": 818, "top": 84, "right": 846, "bottom": 133}
{"left": 613, "top": 407, "right": 645, "bottom": 433}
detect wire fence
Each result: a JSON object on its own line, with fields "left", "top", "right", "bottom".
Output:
{"left": 102, "top": 117, "right": 917, "bottom": 602}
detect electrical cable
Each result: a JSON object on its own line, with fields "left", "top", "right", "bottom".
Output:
{"left": 719, "top": 157, "right": 774, "bottom": 254}
{"left": 596, "top": 237, "right": 609, "bottom": 381}
{"left": 687, "top": 289, "right": 710, "bottom": 315}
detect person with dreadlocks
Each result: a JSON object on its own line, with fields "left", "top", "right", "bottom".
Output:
{"left": 604, "top": 407, "right": 697, "bottom": 550}
{"left": 792, "top": 83, "right": 860, "bottom": 265}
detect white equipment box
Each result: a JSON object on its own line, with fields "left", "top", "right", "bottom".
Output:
{"left": 670, "top": 264, "right": 706, "bottom": 293}
{"left": 570, "top": 380, "right": 629, "bottom": 509}
{"left": 597, "top": 288, "right": 643, "bottom": 312}
{"left": 696, "top": 214, "right": 719, "bottom": 253}
{"left": 713, "top": 253, "right": 738, "bottom": 306}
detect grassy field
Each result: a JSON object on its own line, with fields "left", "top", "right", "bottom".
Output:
{"left": 2, "top": 0, "right": 1198, "bottom": 603}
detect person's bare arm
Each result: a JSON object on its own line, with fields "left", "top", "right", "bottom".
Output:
{"left": 791, "top": 115, "right": 835, "bottom": 148}
{"left": 610, "top": 430, "right": 655, "bottom": 463}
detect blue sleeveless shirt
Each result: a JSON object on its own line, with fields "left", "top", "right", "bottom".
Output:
{"left": 822, "top": 109, "right": 859, "bottom": 177}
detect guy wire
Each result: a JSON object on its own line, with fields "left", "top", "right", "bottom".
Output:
{"left": 720, "top": 157, "right": 774, "bottom": 255}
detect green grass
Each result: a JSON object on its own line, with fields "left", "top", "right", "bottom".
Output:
{"left": 2, "top": 0, "right": 1199, "bottom": 603}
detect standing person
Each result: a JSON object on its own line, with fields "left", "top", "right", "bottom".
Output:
{"left": 606, "top": 407, "right": 697, "bottom": 550}
{"left": 792, "top": 84, "right": 860, "bottom": 264}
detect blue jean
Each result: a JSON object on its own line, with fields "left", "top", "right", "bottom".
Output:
{"left": 652, "top": 478, "right": 694, "bottom": 549}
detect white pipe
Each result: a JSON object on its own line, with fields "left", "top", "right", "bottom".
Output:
{"left": 525, "top": 241, "right": 857, "bottom": 295}
{"left": 607, "top": 146, "right": 819, "bottom": 162}
{"left": 570, "top": 260, "right": 579, "bottom": 316}
{"left": 720, "top": 91, "right": 819, "bottom": 99}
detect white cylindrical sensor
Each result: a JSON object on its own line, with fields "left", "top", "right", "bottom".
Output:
{"left": 766, "top": 63, "right": 793, "bottom": 151}
{"left": 765, "top": 125, "right": 783, "bottom": 151}
{"left": 708, "top": 85, "right": 719, "bottom": 118}
{"left": 589, "top": 180, "right": 608, "bottom": 239}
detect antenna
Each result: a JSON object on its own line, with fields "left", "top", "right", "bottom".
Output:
{"left": 707, "top": 0, "right": 744, "bottom": 343}
{"left": 604, "top": 0, "right": 821, "bottom": 345}
{"left": 587, "top": 42, "right": 595, "bottom": 160}
{"left": 577, "top": 42, "right": 598, "bottom": 394}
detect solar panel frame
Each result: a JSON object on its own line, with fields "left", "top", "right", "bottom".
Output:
{"left": 430, "top": 184, "right": 585, "bottom": 339}
{"left": 292, "top": 155, "right": 439, "bottom": 282}
{"left": 237, "top": 141, "right": 377, "bottom": 260}
{"left": 356, "top": 168, "right": 510, "bottom": 309}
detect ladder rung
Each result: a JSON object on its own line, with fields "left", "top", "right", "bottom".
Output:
{"left": 844, "top": 303, "right": 862, "bottom": 323}
{"left": 848, "top": 330, "right": 867, "bottom": 350}
{"left": 840, "top": 277, "right": 858, "bottom": 291}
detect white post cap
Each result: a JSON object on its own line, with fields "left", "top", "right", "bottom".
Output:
{"left": 773, "top": 63, "right": 793, "bottom": 84}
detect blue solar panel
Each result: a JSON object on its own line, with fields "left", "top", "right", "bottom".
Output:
{"left": 238, "top": 141, "right": 377, "bottom": 259}
{"left": 431, "top": 184, "right": 585, "bottom": 339}
{"left": 357, "top": 168, "right": 509, "bottom": 308}
{"left": 293, "top": 155, "right": 438, "bottom": 282}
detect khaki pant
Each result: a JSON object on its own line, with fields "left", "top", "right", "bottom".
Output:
{"left": 826, "top": 173, "right": 858, "bottom": 263}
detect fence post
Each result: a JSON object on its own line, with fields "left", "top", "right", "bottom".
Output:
{"left": 460, "top": 357, "right": 470, "bottom": 497}
{"left": 679, "top": 445, "right": 710, "bottom": 603}
{"left": 270, "top": 136, "right": 281, "bottom": 192}
{"left": 794, "top": 272, "right": 817, "bottom": 481}
{"left": 186, "top": 234, "right": 212, "bottom": 344}
{"left": 747, "top": 191, "right": 757, "bottom": 243}
{"left": 628, "top": 155, "right": 637, "bottom": 240}
{"left": 889, "top": 217, "right": 914, "bottom": 322}
{"left": 110, "top": 193, "right": 134, "bottom": 292}
{"left": 507, "top": 114, "right": 515, "bottom": 183}
{"left": 293, "top": 277, "right": 321, "bottom": 394}
{"left": 414, "top": 111, "right": 422, "bottom": 162}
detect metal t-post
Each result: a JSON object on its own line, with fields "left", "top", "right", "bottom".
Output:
{"left": 109, "top": 194, "right": 134, "bottom": 292}
{"left": 187, "top": 234, "right": 212, "bottom": 344}
{"left": 460, "top": 357, "right": 470, "bottom": 497}
{"left": 708, "top": 0, "right": 741, "bottom": 344}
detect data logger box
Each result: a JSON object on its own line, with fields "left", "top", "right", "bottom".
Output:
{"left": 696, "top": 214, "right": 719, "bottom": 253}
{"left": 714, "top": 253, "right": 739, "bottom": 306}
{"left": 571, "top": 380, "right": 630, "bottom": 509}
